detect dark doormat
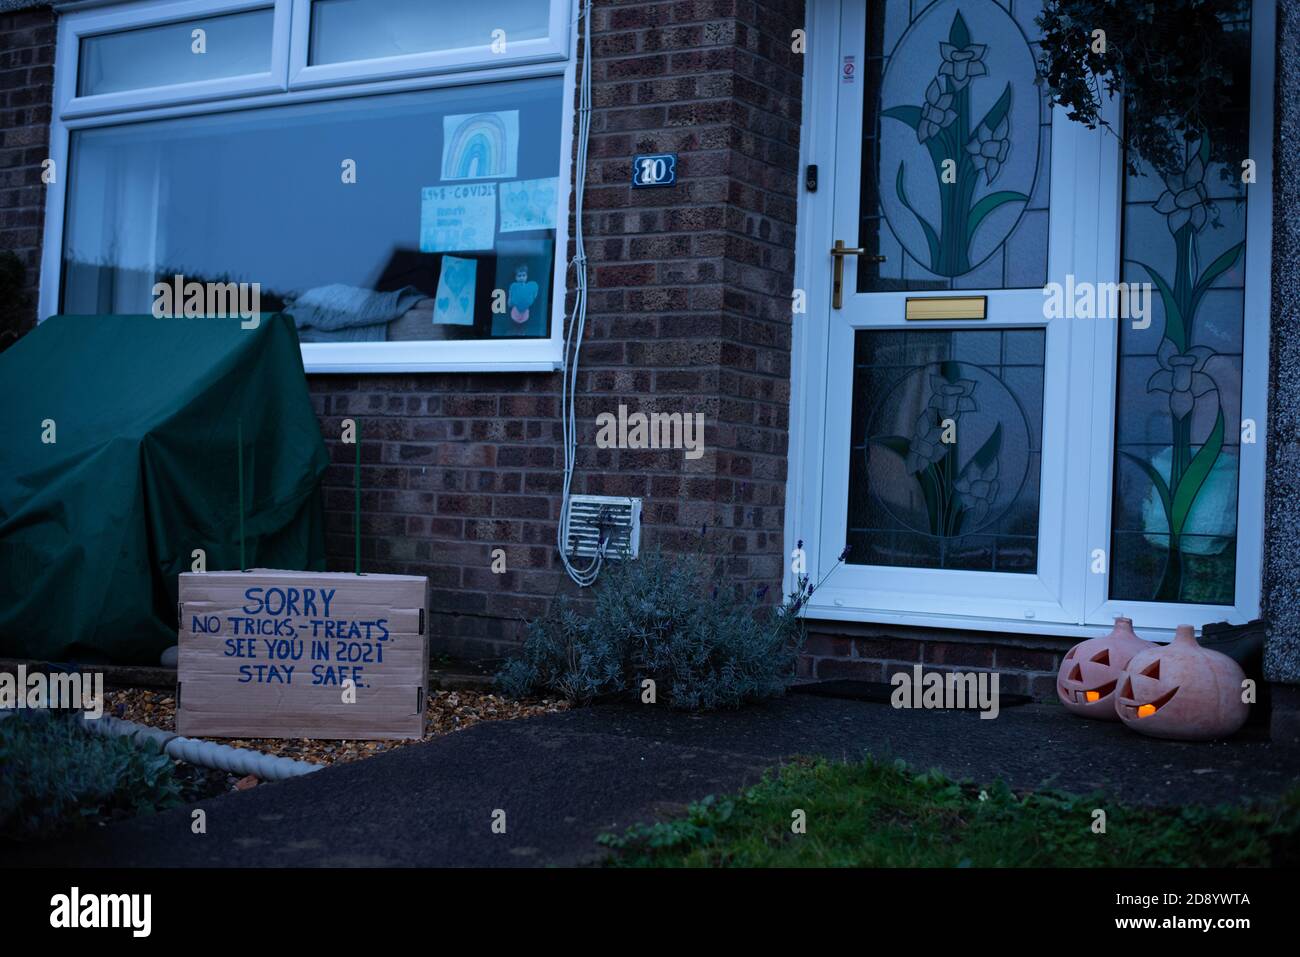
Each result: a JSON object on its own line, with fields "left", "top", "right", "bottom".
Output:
{"left": 791, "top": 679, "right": 1033, "bottom": 708}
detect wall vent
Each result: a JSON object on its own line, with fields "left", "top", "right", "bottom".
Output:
{"left": 564, "top": 495, "right": 641, "bottom": 559}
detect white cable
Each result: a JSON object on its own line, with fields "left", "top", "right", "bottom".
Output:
{"left": 557, "top": 0, "right": 603, "bottom": 587}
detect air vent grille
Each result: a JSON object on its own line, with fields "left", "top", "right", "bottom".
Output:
{"left": 564, "top": 495, "right": 641, "bottom": 559}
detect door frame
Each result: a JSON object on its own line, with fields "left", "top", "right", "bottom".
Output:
{"left": 784, "top": 0, "right": 1274, "bottom": 642}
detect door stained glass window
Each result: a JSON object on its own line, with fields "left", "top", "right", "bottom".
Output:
{"left": 847, "top": 329, "right": 1045, "bottom": 572}
{"left": 1108, "top": 5, "right": 1252, "bottom": 605}
{"left": 858, "top": 0, "right": 1051, "bottom": 292}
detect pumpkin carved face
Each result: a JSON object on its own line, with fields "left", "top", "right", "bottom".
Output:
{"left": 1115, "top": 625, "right": 1249, "bottom": 740}
{"left": 1057, "top": 617, "right": 1149, "bottom": 720}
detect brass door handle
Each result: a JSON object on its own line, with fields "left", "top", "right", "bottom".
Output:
{"left": 831, "top": 239, "right": 886, "bottom": 309}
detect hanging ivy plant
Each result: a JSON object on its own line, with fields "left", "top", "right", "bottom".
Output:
{"left": 1036, "top": 0, "right": 1252, "bottom": 176}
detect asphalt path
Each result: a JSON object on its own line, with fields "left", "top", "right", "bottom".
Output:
{"left": 6, "top": 696, "right": 1295, "bottom": 867}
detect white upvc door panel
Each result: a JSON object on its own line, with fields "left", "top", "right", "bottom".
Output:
{"left": 803, "top": 0, "right": 1116, "bottom": 629}
{"left": 789, "top": 0, "right": 1272, "bottom": 642}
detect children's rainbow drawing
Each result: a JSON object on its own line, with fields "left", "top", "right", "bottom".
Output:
{"left": 441, "top": 110, "right": 519, "bottom": 181}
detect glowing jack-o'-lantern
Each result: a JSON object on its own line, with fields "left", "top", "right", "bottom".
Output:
{"left": 1115, "top": 624, "right": 1249, "bottom": 741}
{"left": 1057, "top": 617, "right": 1149, "bottom": 720}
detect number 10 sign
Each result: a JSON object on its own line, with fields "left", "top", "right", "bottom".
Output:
{"left": 632, "top": 153, "right": 677, "bottom": 188}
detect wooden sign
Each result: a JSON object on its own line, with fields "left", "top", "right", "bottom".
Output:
{"left": 176, "top": 569, "right": 428, "bottom": 740}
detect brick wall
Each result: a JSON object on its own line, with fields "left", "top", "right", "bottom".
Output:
{"left": 801, "top": 622, "right": 1065, "bottom": 701}
{"left": 0, "top": 0, "right": 1080, "bottom": 694}
{"left": 309, "top": 0, "right": 807, "bottom": 659}
{"left": 0, "top": 2, "right": 1285, "bottom": 711}
{"left": 0, "top": 1, "right": 53, "bottom": 351}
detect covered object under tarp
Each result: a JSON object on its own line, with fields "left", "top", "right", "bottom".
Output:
{"left": 0, "top": 314, "right": 329, "bottom": 664}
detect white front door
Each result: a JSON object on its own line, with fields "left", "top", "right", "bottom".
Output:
{"left": 791, "top": 0, "right": 1273, "bottom": 638}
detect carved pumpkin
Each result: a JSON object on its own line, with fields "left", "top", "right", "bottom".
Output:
{"left": 1115, "top": 624, "right": 1249, "bottom": 740}
{"left": 1057, "top": 617, "right": 1149, "bottom": 720}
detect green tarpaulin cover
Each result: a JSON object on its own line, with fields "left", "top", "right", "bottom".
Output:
{"left": 0, "top": 314, "right": 328, "bottom": 665}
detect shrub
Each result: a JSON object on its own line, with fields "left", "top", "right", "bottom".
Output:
{"left": 497, "top": 547, "right": 823, "bottom": 711}
{"left": 1037, "top": 0, "right": 1252, "bottom": 177}
{"left": 0, "top": 710, "right": 182, "bottom": 842}
{"left": 0, "top": 249, "right": 32, "bottom": 353}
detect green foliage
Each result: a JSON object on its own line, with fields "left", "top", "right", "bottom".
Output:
{"left": 1037, "top": 0, "right": 1252, "bottom": 176}
{"left": 0, "top": 711, "right": 183, "bottom": 843}
{"left": 496, "top": 548, "right": 808, "bottom": 711}
{"left": 600, "top": 756, "right": 1300, "bottom": 867}
{"left": 0, "top": 250, "right": 31, "bottom": 353}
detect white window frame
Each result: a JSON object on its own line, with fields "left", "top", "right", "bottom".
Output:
{"left": 287, "top": 0, "right": 571, "bottom": 92}
{"left": 40, "top": 0, "right": 577, "bottom": 374}
{"left": 784, "top": 0, "right": 1275, "bottom": 643}
{"left": 57, "top": 0, "right": 291, "bottom": 118}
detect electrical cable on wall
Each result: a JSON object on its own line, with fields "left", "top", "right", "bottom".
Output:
{"left": 557, "top": 0, "right": 606, "bottom": 587}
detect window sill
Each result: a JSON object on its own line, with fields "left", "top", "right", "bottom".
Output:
{"left": 300, "top": 340, "right": 563, "bottom": 375}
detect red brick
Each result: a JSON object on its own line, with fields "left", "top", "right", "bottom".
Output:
{"left": 0, "top": 7, "right": 51, "bottom": 348}
{"left": 817, "top": 658, "right": 884, "bottom": 681}
{"left": 852, "top": 636, "right": 923, "bottom": 662}
{"left": 924, "top": 642, "right": 996, "bottom": 668}
{"left": 1029, "top": 673, "right": 1059, "bottom": 702}
{"left": 996, "top": 648, "right": 1059, "bottom": 672}
{"left": 803, "top": 633, "right": 851, "bottom": 658}
{"left": 1, "top": 0, "right": 812, "bottom": 666}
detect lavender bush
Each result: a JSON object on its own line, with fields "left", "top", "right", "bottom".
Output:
{"left": 497, "top": 543, "right": 838, "bottom": 711}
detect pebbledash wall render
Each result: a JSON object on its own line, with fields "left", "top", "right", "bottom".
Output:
{"left": 1, "top": 0, "right": 1299, "bottom": 740}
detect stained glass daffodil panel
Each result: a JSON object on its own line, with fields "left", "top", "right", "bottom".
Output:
{"left": 1108, "top": 8, "right": 1252, "bottom": 606}
{"left": 847, "top": 329, "right": 1045, "bottom": 573}
{"left": 858, "top": 0, "right": 1051, "bottom": 292}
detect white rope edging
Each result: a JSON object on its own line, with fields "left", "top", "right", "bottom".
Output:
{"left": 81, "top": 714, "right": 323, "bottom": 782}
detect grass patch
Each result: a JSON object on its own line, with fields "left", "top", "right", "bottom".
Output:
{"left": 598, "top": 756, "right": 1300, "bottom": 867}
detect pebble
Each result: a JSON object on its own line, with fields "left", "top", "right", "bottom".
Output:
{"left": 101, "top": 688, "right": 567, "bottom": 770}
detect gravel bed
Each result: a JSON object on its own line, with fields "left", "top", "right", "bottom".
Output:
{"left": 102, "top": 688, "right": 568, "bottom": 773}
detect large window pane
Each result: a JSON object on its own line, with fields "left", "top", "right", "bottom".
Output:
{"left": 847, "top": 328, "right": 1045, "bottom": 573}
{"left": 61, "top": 77, "right": 563, "bottom": 343}
{"left": 858, "top": 0, "right": 1051, "bottom": 292}
{"left": 309, "top": 0, "right": 551, "bottom": 66}
{"left": 78, "top": 8, "right": 275, "bottom": 97}
{"left": 1108, "top": 7, "right": 1252, "bottom": 605}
